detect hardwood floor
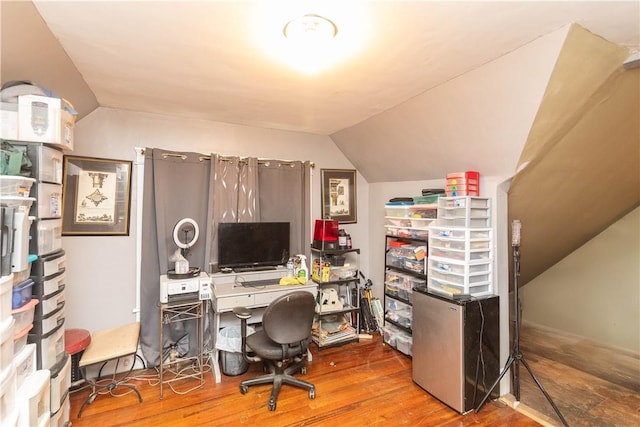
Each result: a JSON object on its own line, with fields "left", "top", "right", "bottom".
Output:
{"left": 518, "top": 323, "right": 640, "bottom": 427}
{"left": 68, "top": 334, "right": 540, "bottom": 427}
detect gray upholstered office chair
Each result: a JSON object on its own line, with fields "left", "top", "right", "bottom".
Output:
{"left": 233, "top": 291, "right": 316, "bottom": 411}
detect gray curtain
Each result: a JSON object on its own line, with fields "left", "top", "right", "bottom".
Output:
{"left": 205, "top": 155, "right": 258, "bottom": 271}
{"left": 140, "top": 150, "right": 311, "bottom": 367}
{"left": 140, "top": 149, "right": 210, "bottom": 367}
{"left": 257, "top": 160, "right": 312, "bottom": 258}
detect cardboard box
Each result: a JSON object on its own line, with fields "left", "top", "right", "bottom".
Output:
{"left": 17, "top": 95, "right": 75, "bottom": 151}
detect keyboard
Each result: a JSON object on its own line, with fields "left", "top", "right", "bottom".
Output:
{"left": 233, "top": 266, "right": 277, "bottom": 273}
{"left": 240, "top": 279, "right": 277, "bottom": 287}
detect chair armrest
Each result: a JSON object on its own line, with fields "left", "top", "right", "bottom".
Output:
{"left": 233, "top": 306, "right": 252, "bottom": 319}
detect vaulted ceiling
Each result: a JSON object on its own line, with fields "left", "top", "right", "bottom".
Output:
{"left": 2, "top": 1, "right": 638, "bottom": 137}
{"left": 2, "top": 1, "right": 639, "bottom": 284}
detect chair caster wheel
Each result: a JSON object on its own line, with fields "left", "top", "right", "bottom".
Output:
{"left": 268, "top": 399, "right": 276, "bottom": 411}
{"left": 309, "top": 388, "right": 316, "bottom": 399}
{"left": 240, "top": 385, "right": 248, "bottom": 394}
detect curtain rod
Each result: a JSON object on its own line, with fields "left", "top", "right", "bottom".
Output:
{"left": 160, "top": 152, "right": 314, "bottom": 168}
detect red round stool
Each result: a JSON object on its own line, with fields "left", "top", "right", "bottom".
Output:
{"left": 65, "top": 328, "right": 91, "bottom": 388}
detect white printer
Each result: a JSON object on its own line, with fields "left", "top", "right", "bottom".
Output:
{"left": 160, "top": 272, "right": 211, "bottom": 303}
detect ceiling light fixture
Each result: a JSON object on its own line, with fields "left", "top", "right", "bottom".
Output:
{"left": 283, "top": 14, "right": 338, "bottom": 42}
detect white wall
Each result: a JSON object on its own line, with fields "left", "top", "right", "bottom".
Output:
{"left": 522, "top": 207, "right": 640, "bottom": 353}
{"left": 65, "top": 107, "right": 370, "bottom": 333}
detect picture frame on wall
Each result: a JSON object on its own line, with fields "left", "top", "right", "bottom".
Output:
{"left": 62, "top": 155, "right": 132, "bottom": 236}
{"left": 321, "top": 169, "right": 357, "bottom": 224}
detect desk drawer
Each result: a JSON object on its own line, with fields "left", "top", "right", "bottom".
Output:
{"left": 254, "top": 289, "right": 304, "bottom": 306}
{"left": 254, "top": 287, "right": 317, "bottom": 305}
{"left": 215, "top": 294, "right": 255, "bottom": 311}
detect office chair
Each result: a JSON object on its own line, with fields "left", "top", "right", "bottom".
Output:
{"left": 233, "top": 291, "right": 316, "bottom": 411}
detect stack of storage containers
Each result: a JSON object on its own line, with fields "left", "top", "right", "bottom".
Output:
{"left": 0, "top": 274, "right": 19, "bottom": 426}
{"left": 0, "top": 172, "right": 37, "bottom": 426}
{"left": 383, "top": 198, "right": 438, "bottom": 357}
{"left": 2, "top": 83, "right": 75, "bottom": 427}
{"left": 445, "top": 171, "right": 480, "bottom": 197}
{"left": 428, "top": 196, "right": 494, "bottom": 297}
{"left": 18, "top": 143, "right": 70, "bottom": 425}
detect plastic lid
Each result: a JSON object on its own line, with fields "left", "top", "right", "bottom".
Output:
{"left": 11, "top": 297, "right": 38, "bottom": 314}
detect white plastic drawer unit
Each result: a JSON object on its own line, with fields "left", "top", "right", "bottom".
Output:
{"left": 50, "top": 353, "right": 71, "bottom": 414}
{"left": 33, "top": 303, "right": 65, "bottom": 336}
{"left": 35, "top": 284, "right": 66, "bottom": 318}
{"left": 33, "top": 182, "right": 63, "bottom": 218}
{"left": 31, "top": 250, "right": 66, "bottom": 278}
{"left": 29, "top": 317, "right": 65, "bottom": 370}
{"left": 24, "top": 144, "right": 64, "bottom": 184}
{"left": 30, "top": 218, "right": 62, "bottom": 256}
{"left": 32, "top": 270, "right": 66, "bottom": 298}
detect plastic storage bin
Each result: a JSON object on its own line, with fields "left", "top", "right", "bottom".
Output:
{"left": 33, "top": 182, "right": 63, "bottom": 219}
{"left": 50, "top": 393, "right": 69, "bottom": 427}
{"left": 12, "top": 299, "right": 38, "bottom": 335}
{"left": 13, "top": 343, "right": 36, "bottom": 390}
{"left": 0, "top": 317, "right": 15, "bottom": 375}
{"left": 0, "top": 275, "right": 12, "bottom": 321}
{"left": 0, "top": 196, "right": 36, "bottom": 214}
{"left": 30, "top": 218, "right": 62, "bottom": 256}
{"left": 14, "top": 144, "right": 63, "bottom": 184}
{"left": 14, "top": 323, "right": 33, "bottom": 357}
{"left": 0, "top": 366, "right": 18, "bottom": 427}
{"left": 382, "top": 323, "right": 404, "bottom": 348}
{"left": 35, "top": 285, "right": 65, "bottom": 319}
{"left": 396, "top": 334, "right": 413, "bottom": 356}
{"left": 384, "top": 271, "right": 420, "bottom": 303}
{"left": 384, "top": 203, "right": 413, "bottom": 218}
{"left": 31, "top": 303, "right": 64, "bottom": 336}
{"left": 31, "top": 250, "right": 65, "bottom": 279}
{"left": 29, "top": 319, "right": 65, "bottom": 369}
{"left": 50, "top": 353, "right": 70, "bottom": 413}
{"left": 32, "top": 270, "right": 66, "bottom": 298}
{"left": 384, "top": 225, "right": 430, "bottom": 239}
{"left": 429, "top": 258, "right": 492, "bottom": 275}
{"left": 385, "top": 299, "right": 412, "bottom": 329}
{"left": 12, "top": 279, "right": 34, "bottom": 309}
{"left": 0, "top": 176, "right": 35, "bottom": 198}
{"left": 427, "top": 276, "right": 493, "bottom": 298}
{"left": 446, "top": 171, "right": 480, "bottom": 196}
{"left": 16, "top": 369, "right": 51, "bottom": 427}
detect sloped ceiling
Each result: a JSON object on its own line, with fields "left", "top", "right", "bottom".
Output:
{"left": 509, "top": 25, "right": 640, "bottom": 285}
{"left": 1, "top": 2, "right": 638, "bottom": 284}
{"left": 2, "top": 2, "right": 639, "bottom": 148}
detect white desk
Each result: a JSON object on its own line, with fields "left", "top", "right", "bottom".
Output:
{"left": 210, "top": 269, "right": 317, "bottom": 383}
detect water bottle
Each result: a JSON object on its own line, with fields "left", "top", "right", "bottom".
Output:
{"left": 286, "top": 258, "right": 294, "bottom": 277}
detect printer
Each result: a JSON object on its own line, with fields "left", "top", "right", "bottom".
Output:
{"left": 160, "top": 272, "right": 211, "bottom": 303}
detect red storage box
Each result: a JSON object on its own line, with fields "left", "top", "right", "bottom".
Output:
{"left": 446, "top": 171, "right": 480, "bottom": 196}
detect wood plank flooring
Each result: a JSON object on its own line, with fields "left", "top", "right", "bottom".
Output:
{"left": 518, "top": 323, "right": 640, "bottom": 427}
{"left": 68, "top": 334, "right": 540, "bottom": 427}
{"left": 68, "top": 325, "right": 638, "bottom": 426}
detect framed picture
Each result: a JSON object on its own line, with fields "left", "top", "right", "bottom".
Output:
{"left": 321, "top": 169, "right": 357, "bottom": 224}
{"left": 62, "top": 155, "right": 132, "bottom": 236}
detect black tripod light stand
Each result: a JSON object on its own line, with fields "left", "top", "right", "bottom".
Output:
{"left": 475, "top": 220, "right": 569, "bottom": 427}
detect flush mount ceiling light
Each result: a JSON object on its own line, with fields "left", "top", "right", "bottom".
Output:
{"left": 283, "top": 14, "right": 338, "bottom": 42}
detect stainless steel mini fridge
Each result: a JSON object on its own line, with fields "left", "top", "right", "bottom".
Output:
{"left": 412, "top": 289, "right": 500, "bottom": 414}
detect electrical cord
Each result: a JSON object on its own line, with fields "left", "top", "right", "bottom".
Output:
{"left": 471, "top": 297, "right": 487, "bottom": 407}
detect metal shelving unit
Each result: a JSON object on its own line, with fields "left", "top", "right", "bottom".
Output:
{"left": 310, "top": 247, "right": 360, "bottom": 349}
